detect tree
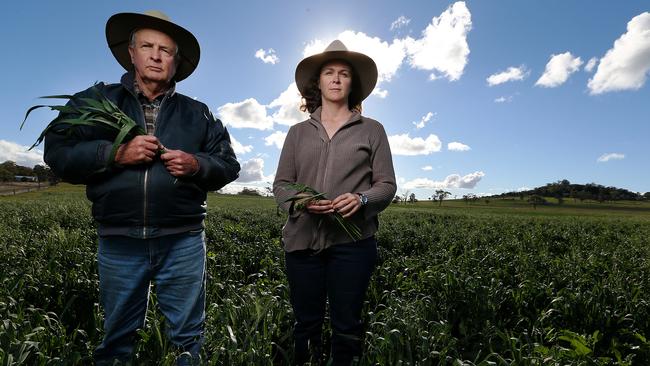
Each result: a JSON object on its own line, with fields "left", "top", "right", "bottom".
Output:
{"left": 401, "top": 190, "right": 410, "bottom": 204}
{"left": 528, "top": 195, "right": 546, "bottom": 209}
{"left": 408, "top": 193, "right": 417, "bottom": 203}
{"left": 238, "top": 187, "right": 262, "bottom": 196}
{"left": 33, "top": 165, "right": 49, "bottom": 182}
{"left": 0, "top": 161, "right": 18, "bottom": 180}
{"left": 434, "top": 190, "right": 451, "bottom": 206}
{"left": 0, "top": 166, "right": 12, "bottom": 182}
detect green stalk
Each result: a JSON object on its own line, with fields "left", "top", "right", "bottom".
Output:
{"left": 21, "top": 86, "right": 149, "bottom": 166}
{"left": 283, "top": 183, "right": 362, "bottom": 241}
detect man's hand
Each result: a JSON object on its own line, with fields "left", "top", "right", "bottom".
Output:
{"left": 160, "top": 149, "right": 200, "bottom": 177}
{"left": 115, "top": 135, "right": 160, "bottom": 165}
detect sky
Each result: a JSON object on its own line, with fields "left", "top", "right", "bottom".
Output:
{"left": 2, "top": 1, "right": 649, "bottom": 198}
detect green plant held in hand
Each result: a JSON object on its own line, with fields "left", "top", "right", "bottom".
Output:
{"left": 21, "top": 85, "right": 165, "bottom": 168}
{"left": 283, "top": 182, "right": 362, "bottom": 241}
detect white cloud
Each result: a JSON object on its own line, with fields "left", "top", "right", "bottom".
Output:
{"left": 339, "top": 30, "right": 408, "bottom": 84}
{"left": 597, "top": 153, "right": 625, "bottom": 162}
{"left": 403, "top": 171, "right": 485, "bottom": 189}
{"left": 302, "top": 39, "right": 327, "bottom": 58}
{"left": 487, "top": 66, "right": 528, "bottom": 86}
{"left": 229, "top": 135, "right": 253, "bottom": 155}
{"left": 0, "top": 140, "right": 44, "bottom": 167}
{"left": 422, "top": 165, "right": 433, "bottom": 171}
{"left": 217, "top": 98, "right": 274, "bottom": 130}
{"left": 403, "top": 1, "right": 472, "bottom": 81}
{"left": 301, "top": 1, "right": 472, "bottom": 98}
{"left": 236, "top": 158, "right": 271, "bottom": 182}
{"left": 390, "top": 15, "right": 411, "bottom": 31}
{"left": 535, "top": 52, "right": 583, "bottom": 88}
{"left": 255, "top": 48, "right": 279, "bottom": 64}
{"left": 413, "top": 112, "right": 434, "bottom": 129}
{"left": 588, "top": 12, "right": 650, "bottom": 94}
{"left": 268, "top": 83, "right": 309, "bottom": 126}
{"left": 448, "top": 141, "right": 471, "bottom": 151}
{"left": 218, "top": 83, "right": 308, "bottom": 131}
{"left": 372, "top": 87, "right": 389, "bottom": 98}
{"left": 494, "top": 96, "right": 513, "bottom": 103}
{"left": 388, "top": 133, "right": 442, "bottom": 156}
{"left": 218, "top": 182, "right": 271, "bottom": 195}
{"left": 584, "top": 57, "right": 598, "bottom": 72}
{"left": 264, "top": 131, "right": 287, "bottom": 149}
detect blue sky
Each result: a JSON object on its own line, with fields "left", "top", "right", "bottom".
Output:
{"left": 2, "top": 1, "right": 649, "bottom": 198}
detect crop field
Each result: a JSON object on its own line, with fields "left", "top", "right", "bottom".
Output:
{"left": 2, "top": 185, "right": 650, "bottom": 365}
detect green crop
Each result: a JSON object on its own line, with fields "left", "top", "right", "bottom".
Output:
{"left": 1, "top": 188, "right": 650, "bottom": 364}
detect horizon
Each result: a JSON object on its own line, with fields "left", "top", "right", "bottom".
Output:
{"left": 2, "top": 1, "right": 649, "bottom": 198}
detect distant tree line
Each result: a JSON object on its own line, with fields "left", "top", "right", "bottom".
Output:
{"left": 0, "top": 161, "right": 59, "bottom": 183}
{"left": 495, "top": 179, "right": 650, "bottom": 202}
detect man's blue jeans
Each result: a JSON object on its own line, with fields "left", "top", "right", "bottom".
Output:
{"left": 94, "top": 230, "right": 206, "bottom": 365}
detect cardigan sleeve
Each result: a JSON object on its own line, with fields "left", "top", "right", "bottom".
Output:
{"left": 359, "top": 123, "right": 396, "bottom": 220}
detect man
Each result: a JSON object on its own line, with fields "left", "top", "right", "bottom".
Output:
{"left": 44, "top": 11, "right": 240, "bottom": 364}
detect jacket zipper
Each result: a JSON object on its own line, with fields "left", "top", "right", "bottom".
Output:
{"left": 125, "top": 86, "right": 170, "bottom": 239}
{"left": 319, "top": 133, "right": 331, "bottom": 250}
{"left": 315, "top": 116, "right": 360, "bottom": 249}
{"left": 123, "top": 89, "right": 149, "bottom": 239}
{"left": 143, "top": 93, "right": 171, "bottom": 238}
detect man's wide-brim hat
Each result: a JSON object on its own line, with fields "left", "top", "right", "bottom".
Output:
{"left": 106, "top": 10, "right": 200, "bottom": 82}
{"left": 295, "top": 40, "right": 378, "bottom": 103}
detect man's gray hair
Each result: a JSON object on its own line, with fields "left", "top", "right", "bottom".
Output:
{"left": 128, "top": 28, "right": 181, "bottom": 64}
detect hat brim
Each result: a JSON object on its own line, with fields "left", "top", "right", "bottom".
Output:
{"left": 106, "top": 13, "right": 200, "bottom": 82}
{"left": 295, "top": 50, "right": 378, "bottom": 103}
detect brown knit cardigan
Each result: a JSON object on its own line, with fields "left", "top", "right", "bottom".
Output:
{"left": 273, "top": 107, "right": 397, "bottom": 252}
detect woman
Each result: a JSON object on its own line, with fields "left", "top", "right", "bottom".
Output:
{"left": 273, "top": 40, "right": 397, "bottom": 365}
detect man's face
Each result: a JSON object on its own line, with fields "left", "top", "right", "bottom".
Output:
{"left": 128, "top": 28, "right": 178, "bottom": 84}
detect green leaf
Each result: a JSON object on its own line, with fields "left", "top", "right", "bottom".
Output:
{"left": 107, "top": 123, "right": 139, "bottom": 165}
{"left": 78, "top": 97, "right": 104, "bottom": 110}
{"left": 39, "top": 94, "right": 75, "bottom": 100}
{"left": 21, "top": 105, "right": 50, "bottom": 129}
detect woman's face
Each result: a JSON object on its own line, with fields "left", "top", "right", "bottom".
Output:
{"left": 319, "top": 60, "right": 353, "bottom": 105}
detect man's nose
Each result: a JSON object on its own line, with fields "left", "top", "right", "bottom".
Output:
{"left": 150, "top": 48, "right": 162, "bottom": 61}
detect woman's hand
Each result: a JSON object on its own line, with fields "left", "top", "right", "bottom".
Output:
{"left": 306, "top": 199, "right": 334, "bottom": 215}
{"left": 332, "top": 193, "right": 361, "bottom": 218}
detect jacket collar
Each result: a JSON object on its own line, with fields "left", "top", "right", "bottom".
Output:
{"left": 309, "top": 106, "right": 361, "bottom": 126}
{"left": 120, "top": 72, "right": 176, "bottom": 99}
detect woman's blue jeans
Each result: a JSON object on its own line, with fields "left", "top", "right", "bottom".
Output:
{"left": 285, "top": 236, "right": 377, "bottom": 365}
{"left": 94, "top": 230, "right": 206, "bottom": 365}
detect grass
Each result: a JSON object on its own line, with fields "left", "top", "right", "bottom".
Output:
{"left": 2, "top": 184, "right": 650, "bottom": 364}
{"left": 7, "top": 184, "right": 650, "bottom": 219}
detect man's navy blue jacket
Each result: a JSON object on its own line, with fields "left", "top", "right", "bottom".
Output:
{"left": 44, "top": 73, "right": 240, "bottom": 235}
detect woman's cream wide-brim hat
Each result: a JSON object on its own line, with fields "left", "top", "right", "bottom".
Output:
{"left": 295, "top": 40, "right": 378, "bottom": 102}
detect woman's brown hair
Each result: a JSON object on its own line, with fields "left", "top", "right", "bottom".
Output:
{"left": 300, "top": 59, "right": 363, "bottom": 114}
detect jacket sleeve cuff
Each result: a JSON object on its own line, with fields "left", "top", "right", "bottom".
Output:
{"left": 99, "top": 142, "right": 124, "bottom": 170}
